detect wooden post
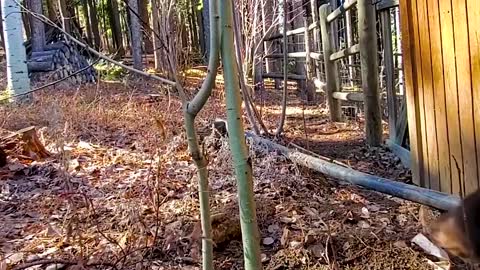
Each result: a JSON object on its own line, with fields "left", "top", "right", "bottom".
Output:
{"left": 303, "top": 4, "right": 315, "bottom": 102}
{"left": 381, "top": 9, "right": 397, "bottom": 143}
{"left": 345, "top": 10, "right": 355, "bottom": 87}
{"left": 394, "top": 8, "right": 404, "bottom": 96}
{"left": 253, "top": 0, "right": 263, "bottom": 91}
{"left": 293, "top": 0, "right": 306, "bottom": 94}
{"left": 358, "top": 0, "right": 382, "bottom": 146}
{"left": 262, "top": 0, "right": 274, "bottom": 73}
{"left": 310, "top": 0, "right": 321, "bottom": 79}
{"left": 319, "top": 4, "right": 342, "bottom": 121}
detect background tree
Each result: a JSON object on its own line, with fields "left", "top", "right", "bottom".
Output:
{"left": 87, "top": 0, "right": 101, "bottom": 49}
{"left": 128, "top": 0, "right": 143, "bottom": 69}
{"left": 28, "top": 0, "right": 45, "bottom": 52}
{"left": 138, "top": 0, "right": 153, "bottom": 53}
{"left": 58, "top": 0, "right": 71, "bottom": 32}
{"left": 81, "top": 0, "right": 93, "bottom": 44}
{"left": 107, "top": 0, "right": 124, "bottom": 56}
{"left": 150, "top": 0, "right": 161, "bottom": 69}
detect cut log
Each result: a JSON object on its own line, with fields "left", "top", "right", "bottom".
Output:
{"left": 31, "top": 50, "right": 57, "bottom": 58}
{"left": 30, "top": 54, "right": 54, "bottom": 63}
{"left": 0, "top": 126, "right": 51, "bottom": 160}
{"left": 27, "top": 61, "right": 55, "bottom": 71}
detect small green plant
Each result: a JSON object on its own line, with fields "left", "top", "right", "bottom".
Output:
{"left": 95, "top": 61, "right": 125, "bottom": 80}
{"left": 0, "top": 88, "right": 13, "bottom": 104}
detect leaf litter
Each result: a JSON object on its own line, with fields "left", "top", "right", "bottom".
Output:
{"left": 0, "top": 71, "right": 469, "bottom": 270}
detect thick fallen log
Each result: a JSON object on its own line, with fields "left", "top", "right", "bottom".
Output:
{"left": 27, "top": 60, "right": 55, "bottom": 72}
{"left": 245, "top": 131, "right": 460, "bottom": 211}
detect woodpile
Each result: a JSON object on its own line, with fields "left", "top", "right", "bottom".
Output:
{"left": 27, "top": 41, "right": 97, "bottom": 84}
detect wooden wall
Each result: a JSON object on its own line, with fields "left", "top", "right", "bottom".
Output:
{"left": 399, "top": 0, "right": 480, "bottom": 197}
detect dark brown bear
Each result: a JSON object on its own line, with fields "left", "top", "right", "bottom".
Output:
{"left": 430, "top": 189, "right": 480, "bottom": 262}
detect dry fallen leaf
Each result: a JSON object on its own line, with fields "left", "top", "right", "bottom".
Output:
{"left": 262, "top": 237, "right": 274, "bottom": 246}
{"left": 358, "top": 220, "right": 370, "bottom": 229}
{"left": 77, "top": 141, "right": 94, "bottom": 150}
{"left": 261, "top": 253, "right": 269, "bottom": 263}
{"left": 426, "top": 258, "right": 451, "bottom": 270}
{"left": 360, "top": 207, "right": 370, "bottom": 219}
{"left": 6, "top": 252, "right": 23, "bottom": 264}
{"left": 267, "top": 224, "right": 280, "bottom": 233}
{"left": 290, "top": 241, "right": 302, "bottom": 248}
{"left": 393, "top": 240, "right": 408, "bottom": 249}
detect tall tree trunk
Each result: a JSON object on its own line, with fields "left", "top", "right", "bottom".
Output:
{"left": 150, "top": 0, "right": 161, "bottom": 69}
{"left": 81, "top": 0, "right": 93, "bottom": 45}
{"left": 21, "top": 5, "right": 31, "bottom": 39}
{"left": 252, "top": 0, "right": 262, "bottom": 91}
{"left": 45, "top": 0, "right": 56, "bottom": 21}
{"left": 108, "top": 0, "right": 124, "bottom": 56}
{"left": 57, "top": 0, "right": 70, "bottom": 33}
{"left": 261, "top": 0, "right": 273, "bottom": 73}
{"left": 0, "top": 6, "right": 5, "bottom": 49}
{"left": 180, "top": 14, "right": 188, "bottom": 55}
{"left": 87, "top": 0, "right": 101, "bottom": 49}
{"left": 188, "top": 0, "right": 199, "bottom": 52}
{"left": 2, "top": 0, "right": 30, "bottom": 99}
{"left": 196, "top": 1, "right": 205, "bottom": 58}
{"left": 201, "top": 0, "right": 209, "bottom": 59}
{"left": 100, "top": 4, "right": 110, "bottom": 50}
{"left": 122, "top": 6, "right": 130, "bottom": 50}
{"left": 138, "top": 0, "right": 153, "bottom": 53}
{"left": 28, "top": 0, "right": 45, "bottom": 52}
{"left": 128, "top": 0, "right": 142, "bottom": 69}
{"left": 293, "top": 0, "right": 306, "bottom": 93}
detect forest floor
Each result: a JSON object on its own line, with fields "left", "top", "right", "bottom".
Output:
{"left": 0, "top": 66, "right": 470, "bottom": 270}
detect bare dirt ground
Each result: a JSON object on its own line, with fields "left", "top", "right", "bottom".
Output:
{"left": 0, "top": 67, "right": 471, "bottom": 270}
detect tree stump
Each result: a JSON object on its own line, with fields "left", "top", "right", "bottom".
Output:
{"left": 0, "top": 126, "right": 51, "bottom": 161}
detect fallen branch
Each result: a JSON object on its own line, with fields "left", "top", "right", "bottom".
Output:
{"left": 12, "top": 259, "right": 117, "bottom": 270}
{"left": 245, "top": 131, "right": 460, "bottom": 211}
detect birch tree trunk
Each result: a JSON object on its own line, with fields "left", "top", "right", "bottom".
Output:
{"left": 2, "top": 0, "right": 30, "bottom": 99}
